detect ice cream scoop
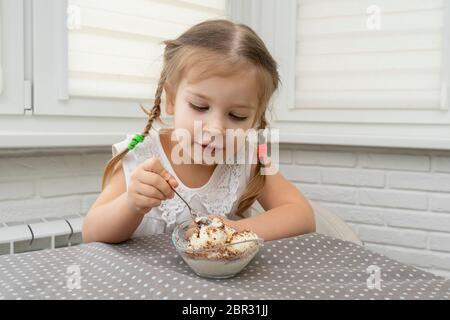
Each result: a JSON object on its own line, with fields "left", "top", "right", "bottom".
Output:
{"left": 186, "top": 217, "right": 260, "bottom": 259}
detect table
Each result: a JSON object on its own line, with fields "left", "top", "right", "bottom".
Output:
{"left": 0, "top": 233, "right": 449, "bottom": 300}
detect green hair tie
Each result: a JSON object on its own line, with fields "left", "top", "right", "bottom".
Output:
{"left": 128, "top": 134, "right": 145, "bottom": 151}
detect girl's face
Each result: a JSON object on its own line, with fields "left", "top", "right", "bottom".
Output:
{"left": 165, "top": 65, "right": 260, "bottom": 164}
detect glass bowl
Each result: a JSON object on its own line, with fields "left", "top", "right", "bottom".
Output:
{"left": 172, "top": 220, "right": 264, "bottom": 279}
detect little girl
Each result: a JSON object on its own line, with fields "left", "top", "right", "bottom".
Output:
{"left": 82, "top": 20, "right": 315, "bottom": 244}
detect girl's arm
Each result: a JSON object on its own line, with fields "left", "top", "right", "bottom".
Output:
{"left": 230, "top": 163, "right": 316, "bottom": 241}
{"left": 83, "top": 158, "right": 178, "bottom": 244}
{"left": 82, "top": 161, "right": 145, "bottom": 244}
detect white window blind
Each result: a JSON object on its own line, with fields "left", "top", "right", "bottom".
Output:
{"left": 295, "top": 0, "right": 448, "bottom": 111}
{"left": 67, "top": 0, "right": 227, "bottom": 101}
{"left": 263, "top": 0, "right": 450, "bottom": 149}
{"left": 24, "top": 0, "right": 239, "bottom": 147}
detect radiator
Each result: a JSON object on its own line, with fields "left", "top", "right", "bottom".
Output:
{"left": 0, "top": 215, "right": 84, "bottom": 255}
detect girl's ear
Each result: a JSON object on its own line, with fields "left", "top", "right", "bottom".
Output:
{"left": 164, "top": 83, "right": 176, "bottom": 115}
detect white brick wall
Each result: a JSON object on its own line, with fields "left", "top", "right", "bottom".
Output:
{"left": 279, "top": 144, "right": 450, "bottom": 279}
{"left": 1, "top": 144, "right": 450, "bottom": 279}
{"left": 0, "top": 147, "right": 109, "bottom": 224}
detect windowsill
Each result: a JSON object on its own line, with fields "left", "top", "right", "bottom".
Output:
{"left": 0, "top": 113, "right": 148, "bottom": 149}
{"left": 279, "top": 131, "right": 450, "bottom": 150}
{"left": 1, "top": 114, "right": 450, "bottom": 150}
{"left": 274, "top": 121, "right": 450, "bottom": 151}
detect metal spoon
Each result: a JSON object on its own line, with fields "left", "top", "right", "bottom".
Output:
{"left": 167, "top": 184, "right": 210, "bottom": 225}
{"left": 154, "top": 126, "right": 210, "bottom": 225}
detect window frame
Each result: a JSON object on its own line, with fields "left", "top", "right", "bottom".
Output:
{"left": 33, "top": 0, "right": 147, "bottom": 118}
{"left": 0, "top": 0, "right": 25, "bottom": 115}
{"left": 0, "top": 0, "right": 229, "bottom": 148}
{"left": 1, "top": 0, "right": 450, "bottom": 149}
{"left": 260, "top": 0, "right": 450, "bottom": 150}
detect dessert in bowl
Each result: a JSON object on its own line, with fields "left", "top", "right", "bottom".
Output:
{"left": 172, "top": 217, "right": 264, "bottom": 279}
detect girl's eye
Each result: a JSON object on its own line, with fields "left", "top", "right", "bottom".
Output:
{"left": 189, "top": 103, "right": 209, "bottom": 112}
{"left": 230, "top": 113, "right": 248, "bottom": 121}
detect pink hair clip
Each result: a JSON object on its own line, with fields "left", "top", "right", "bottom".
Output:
{"left": 258, "top": 143, "right": 267, "bottom": 162}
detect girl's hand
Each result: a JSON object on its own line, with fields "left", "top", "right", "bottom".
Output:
{"left": 184, "top": 214, "right": 242, "bottom": 240}
{"left": 127, "top": 158, "right": 179, "bottom": 215}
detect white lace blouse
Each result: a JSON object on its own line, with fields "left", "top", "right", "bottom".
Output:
{"left": 112, "top": 128, "right": 255, "bottom": 238}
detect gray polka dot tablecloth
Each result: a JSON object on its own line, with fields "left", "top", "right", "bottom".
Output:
{"left": 0, "top": 233, "right": 449, "bottom": 300}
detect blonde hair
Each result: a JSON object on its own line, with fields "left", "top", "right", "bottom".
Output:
{"left": 102, "top": 19, "right": 280, "bottom": 218}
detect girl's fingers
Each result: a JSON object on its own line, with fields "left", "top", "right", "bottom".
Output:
{"left": 141, "top": 158, "right": 165, "bottom": 174}
{"left": 141, "top": 158, "right": 179, "bottom": 189}
{"left": 138, "top": 171, "right": 174, "bottom": 199}
{"left": 134, "top": 194, "right": 161, "bottom": 210}
{"left": 136, "top": 182, "right": 166, "bottom": 200}
{"left": 167, "top": 176, "right": 179, "bottom": 189}
{"left": 158, "top": 168, "right": 179, "bottom": 189}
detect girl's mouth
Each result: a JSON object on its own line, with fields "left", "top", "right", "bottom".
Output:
{"left": 196, "top": 142, "right": 224, "bottom": 154}
{"left": 202, "top": 144, "right": 216, "bottom": 154}
{"left": 197, "top": 141, "right": 216, "bottom": 150}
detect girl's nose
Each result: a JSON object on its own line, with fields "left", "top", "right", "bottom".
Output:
{"left": 204, "top": 126, "right": 224, "bottom": 136}
{"left": 203, "top": 126, "right": 225, "bottom": 147}
{"left": 204, "top": 122, "right": 225, "bottom": 137}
